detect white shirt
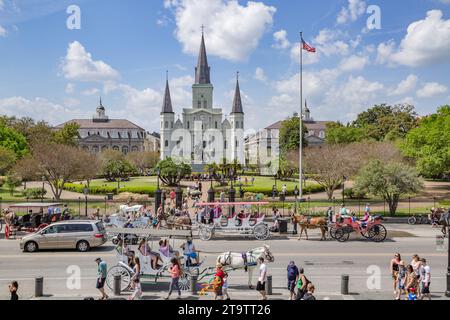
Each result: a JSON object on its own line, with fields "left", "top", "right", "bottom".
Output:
{"left": 259, "top": 263, "right": 267, "bottom": 282}
{"left": 421, "top": 265, "right": 431, "bottom": 283}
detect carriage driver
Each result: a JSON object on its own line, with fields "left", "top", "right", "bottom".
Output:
{"left": 181, "top": 237, "right": 199, "bottom": 265}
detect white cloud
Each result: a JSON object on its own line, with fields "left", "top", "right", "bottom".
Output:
{"left": 65, "top": 83, "right": 75, "bottom": 94}
{"left": 417, "top": 82, "right": 448, "bottom": 98}
{"left": 61, "top": 41, "right": 120, "bottom": 82}
{"left": 166, "top": 0, "right": 276, "bottom": 61}
{"left": 272, "top": 29, "right": 290, "bottom": 49}
{"left": 377, "top": 10, "right": 450, "bottom": 67}
{"left": 337, "top": 0, "right": 367, "bottom": 24}
{"left": 0, "top": 25, "right": 6, "bottom": 37}
{"left": 389, "top": 75, "right": 418, "bottom": 96}
{"left": 254, "top": 67, "right": 267, "bottom": 82}
{"left": 0, "top": 97, "right": 85, "bottom": 125}
{"left": 339, "top": 55, "right": 369, "bottom": 72}
{"left": 82, "top": 88, "right": 100, "bottom": 96}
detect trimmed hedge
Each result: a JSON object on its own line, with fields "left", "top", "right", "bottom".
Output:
{"left": 240, "top": 184, "right": 325, "bottom": 196}
{"left": 63, "top": 183, "right": 157, "bottom": 196}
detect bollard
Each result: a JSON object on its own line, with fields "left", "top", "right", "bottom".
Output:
{"left": 113, "top": 274, "right": 121, "bottom": 296}
{"left": 190, "top": 275, "right": 198, "bottom": 295}
{"left": 266, "top": 275, "right": 273, "bottom": 296}
{"left": 341, "top": 274, "right": 349, "bottom": 295}
{"left": 35, "top": 276, "right": 44, "bottom": 297}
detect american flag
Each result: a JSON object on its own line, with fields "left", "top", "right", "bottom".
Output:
{"left": 301, "top": 38, "right": 316, "bottom": 53}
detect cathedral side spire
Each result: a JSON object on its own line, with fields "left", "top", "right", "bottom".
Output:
{"left": 231, "top": 72, "right": 244, "bottom": 114}
{"left": 161, "top": 74, "right": 174, "bottom": 114}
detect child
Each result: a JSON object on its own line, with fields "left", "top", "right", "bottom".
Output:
{"left": 408, "top": 287, "right": 417, "bottom": 300}
{"left": 396, "top": 261, "right": 407, "bottom": 300}
{"left": 222, "top": 274, "right": 230, "bottom": 300}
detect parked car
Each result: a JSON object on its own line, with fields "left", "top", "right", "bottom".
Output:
{"left": 20, "top": 220, "right": 107, "bottom": 253}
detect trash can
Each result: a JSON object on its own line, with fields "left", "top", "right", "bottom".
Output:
{"left": 278, "top": 218, "right": 288, "bottom": 234}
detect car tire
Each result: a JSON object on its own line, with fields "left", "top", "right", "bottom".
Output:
{"left": 76, "top": 240, "right": 90, "bottom": 252}
{"left": 25, "top": 241, "right": 39, "bottom": 253}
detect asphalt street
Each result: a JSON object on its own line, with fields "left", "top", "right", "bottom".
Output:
{"left": 0, "top": 224, "right": 448, "bottom": 300}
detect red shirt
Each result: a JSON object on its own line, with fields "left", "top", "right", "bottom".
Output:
{"left": 215, "top": 270, "right": 225, "bottom": 286}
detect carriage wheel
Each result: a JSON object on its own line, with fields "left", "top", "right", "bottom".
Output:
{"left": 179, "top": 272, "right": 192, "bottom": 292}
{"left": 5, "top": 224, "right": 10, "bottom": 240}
{"left": 106, "top": 265, "right": 132, "bottom": 292}
{"left": 369, "top": 224, "right": 387, "bottom": 242}
{"left": 361, "top": 228, "right": 371, "bottom": 239}
{"left": 329, "top": 225, "right": 338, "bottom": 239}
{"left": 199, "top": 226, "right": 213, "bottom": 241}
{"left": 254, "top": 223, "right": 270, "bottom": 241}
{"left": 335, "top": 228, "right": 350, "bottom": 242}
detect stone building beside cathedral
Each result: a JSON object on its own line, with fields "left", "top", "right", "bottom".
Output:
{"left": 160, "top": 33, "right": 245, "bottom": 171}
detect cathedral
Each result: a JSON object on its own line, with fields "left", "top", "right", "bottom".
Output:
{"left": 160, "top": 33, "right": 245, "bottom": 171}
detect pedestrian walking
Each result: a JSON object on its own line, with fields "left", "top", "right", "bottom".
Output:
{"left": 251, "top": 176, "right": 255, "bottom": 186}
{"left": 301, "top": 283, "right": 316, "bottom": 300}
{"left": 410, "top": 254, "right": 422, "bottom": 297}
{"left": 295, "top": 268, "right": 310, "bottom": 300}
{"left": 256, "top": 257, "right": 267, "bottom": 300}
{"left": 165, "top": 258, "right": 182, "bottom": 300}
{"left": 395, "top": 261, "right": 407, "bottom": 300}
{"left": 419, "top": 258, "right": 431, "bottom": 300}
{"left": 326, "top": 207, "right": 334, "bottom": 224}
{"left": 170, "top": 189, "right": 176, "bottom": 205}
{"left": 287, "top": 261, "right": 299, "bottom": 300}
{"left": 390, "top": 253, "right": 401, "bottom": 295}
{"left": 9, "top": 281, "right": 18, "bottom": 301}
{"left": 95, "top": 258, "right": 109, "bottom": 300}
{"left": 222, "top": 273, "right": 231, "bottom": 300}
{"left": 129, "top": 257, "right": 142, "bottom": 300}
{"left": 405, "top": 264, "right": 419, "bottom": 299}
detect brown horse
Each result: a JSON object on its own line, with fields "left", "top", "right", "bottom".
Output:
{"left": 292, "top": 214, "right": 328, "bottom": 241}
{"left": 165, "top": 215, "right": 192, "bottom": 230}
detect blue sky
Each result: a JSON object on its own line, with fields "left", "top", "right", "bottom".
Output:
{"left": 1, "top": 0, "right": 450, "bottom": 133}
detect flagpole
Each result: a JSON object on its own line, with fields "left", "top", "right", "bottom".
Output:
{"left": 299, "top": 31, "right": 303, "bottom": 200}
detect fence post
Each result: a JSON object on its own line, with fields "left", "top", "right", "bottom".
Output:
{"left": 266, "top": 275, "right": 273, "bottom": 295}
{"left": 35, "top": 276, "right": 44, "bottom": 297}
{"left": 341, "top": 274, "right": 349, "bottom": 295}
{"left": 190, "top": 275, "right": 198, "bottom": 295}
{"left": 113, "top": 274, "right": 121, "bottom": 296}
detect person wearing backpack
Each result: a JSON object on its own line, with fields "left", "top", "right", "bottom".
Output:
{"left": 296, "top": 268, "right": 310, "bottom": 300}
{"left": 287, "top": 261, "right": 299, "bottom": 300}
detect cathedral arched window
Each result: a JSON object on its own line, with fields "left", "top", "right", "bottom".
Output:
{"left": 165, "top": 140, "right": 169, "bottom": 147}
{"left": 165, "top": 121, "right": 168, "bottom": 129}
{"left": 122, "top": 146, "right": 129, "bottom": 154}
{"left": 215, "top": 121, "right": 218, "bottom": 129}
{"left": 198, "top": 101, "right": 201, "bottom": 108}
{"left": 203, "top": 100, "right": 207, "bottom": 108}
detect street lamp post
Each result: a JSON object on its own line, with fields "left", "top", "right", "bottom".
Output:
{"left": 175, "top": 168, "right": 183, "bottom": 210}
{"left": 446, "top": 213, "right": 450, "bottom": 297}
{"left": 83, "top": 187, "right": 88, "bottom": 217}
{"left": 229, "top": 169, "right": 236, "bottom": 216}
{"left": 342, "top": 176, "right": 347, "bottom": 206}
{"left": 41, "top": 175, "right": 45, "bottom": 203}
{"left": 78, "top": 197, "right": 81, "bottom": 219}
{"left": 155, "top": 168, "right": 162, "bottom": 213}
{"left": 208, "top": 168, "right": 215, "bottom": 203}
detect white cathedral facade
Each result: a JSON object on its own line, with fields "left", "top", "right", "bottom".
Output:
{"left": 160, "top": 33, "right": 245, "bottom": 171}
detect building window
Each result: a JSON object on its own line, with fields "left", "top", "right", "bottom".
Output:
{"left": 215, "top": 121, "right": 218, "bottom": 129}
{"left": 165, "top": 140, "right": 169, "bottom": 147}
{"left": 101, "top": 146, "right": 108, "bottom": 152}
{"left": 131, "top": 146, "right": 138, "bottom": 152}
{"left": 165, "top": 121, "right": 168, "bottom": 129}
{"left": 92, "top": 146, "right": 99, "bottom": 153}
{"left": 113, "top": 146, "right": 119, "bottom": 151}
{"left": 187, "top": 122, "right": 190, "bottom": 129}
{"left": 198, "top": 101, "right": 201, "bottom": 108}
{"left": 203, "top": 100, "right": 207, "bottom": 108}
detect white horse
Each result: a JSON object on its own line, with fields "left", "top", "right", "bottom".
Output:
{"left": 216, "top": 245, "right": 275, "bottom": 288}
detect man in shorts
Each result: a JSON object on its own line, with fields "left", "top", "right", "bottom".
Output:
{"left": 95, "top": 258, "right": 109, "bottom": 300}
{"left": 256, "top": 257, "right": 267, "bottom": 300}
{"left": 419, "top": 258, "right": 431, "bottom": 300}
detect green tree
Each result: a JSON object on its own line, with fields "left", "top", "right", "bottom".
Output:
{"left": 102, "top": 159, "right": 136, "bottom": 188}
{"left": 5, "top": 174, "right": 22, "bottom": 196}
{"left": 0, "top": 123, "right": 28, "bottom": 157}
{"left": 53, "top": 122, "right": 80, "bottom": 146}
{"left": 155, "top": 157, "right": 191, "bottom": 187}
{"left": 400, "top": 105, "right": 450, "bottom": 178}
{"left": 0, "top": 146, "right": 17, "bottom": 175}
{"left": 325, "top": 122, "right": 367, "bottom": 144}
{"left": 354, "top": 160, "right": 423, "bottom": 216}
{"left": 279, "top": 116, "right": 308, "bottom": 154}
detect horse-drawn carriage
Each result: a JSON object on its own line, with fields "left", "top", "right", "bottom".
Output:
{"left": 329, "top": 215, "right": 387, "bottom": 242}
{"left": 105, "top": 205, "right": 150, "bottom": 229}
{"left": 2, "top": 203, "right": 68, "bottom": 239}
{"left": 105, "top": 227, "right": 197, "bottom": 292}
{"left": 197, "top": 202, "right": 270, "bottom": 241}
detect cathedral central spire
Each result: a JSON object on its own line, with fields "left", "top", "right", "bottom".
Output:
{"left": 232, "top": 71, "right": 244, "bottom": 114}
{"left": 195, "top": 31, "right": 211, "bottom": 84}
{"left": 161, "top": 72, "right": 174, "bottom": 114}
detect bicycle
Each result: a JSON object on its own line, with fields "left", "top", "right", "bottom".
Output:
{"left": 407, "top": 214, "right": 431, "bottom": 225}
